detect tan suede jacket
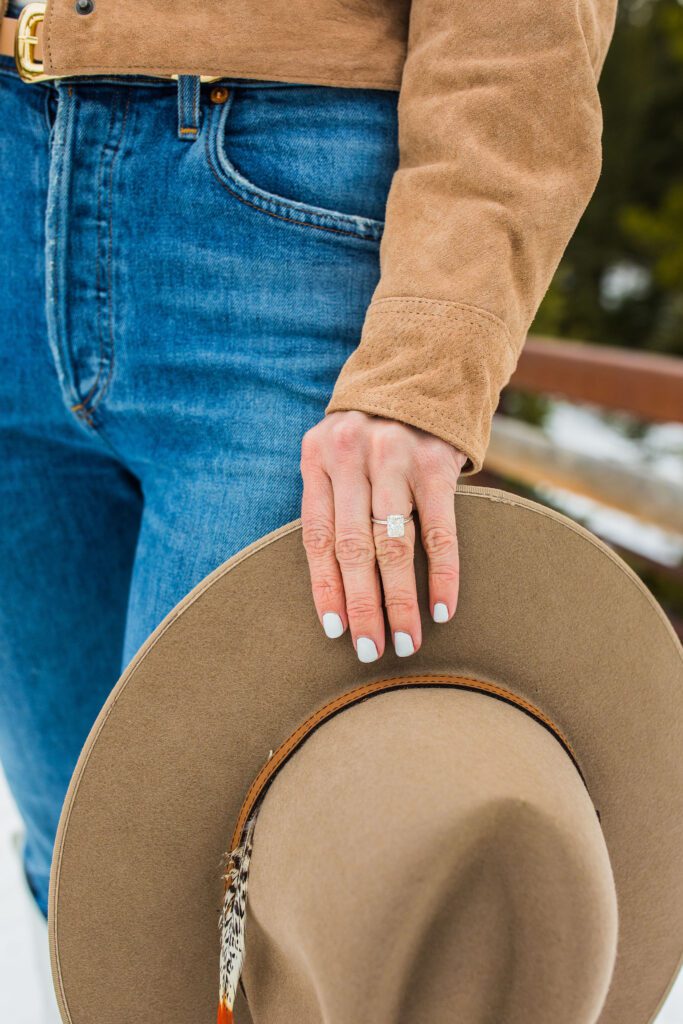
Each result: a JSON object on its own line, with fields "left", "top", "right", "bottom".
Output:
{"left": 2, "top": 0, "right": 618, "bottom": 473}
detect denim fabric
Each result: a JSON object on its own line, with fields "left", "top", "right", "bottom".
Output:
{"left": 0, "top": 17, "right": 399, "bottom": 916}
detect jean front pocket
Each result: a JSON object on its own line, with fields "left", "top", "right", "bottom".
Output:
{"left": 204, "top": 83, "right": 399, "bottom": 243}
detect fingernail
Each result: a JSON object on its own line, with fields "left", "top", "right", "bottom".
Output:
{"left": 393, "top": 631, "right": 415, "bottom": 657}
{"left": 356, "top": 637, "right": 379, "bottom": 663}
{"left": 322, "top": 612, "right": 344, "bottom": 639}
{"left": 433, "top": 602, "right": 449, "bottom": 623}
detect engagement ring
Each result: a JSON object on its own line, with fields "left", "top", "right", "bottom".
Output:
{"left": 371, "top": 512, "right": 414, "bottom": 538}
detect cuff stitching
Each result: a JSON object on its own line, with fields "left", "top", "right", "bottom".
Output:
{"left": 365, "top": 310, "right": 517, "bottom": 361}
{"left": 368, "top": 297, "right": 515, "bottom": 352}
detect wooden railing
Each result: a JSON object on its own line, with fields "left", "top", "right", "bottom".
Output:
{"left": 482, "top": 337, "right": 683, "bottom": 534}
{"left": 477, "top": 336, "right": 683, "bottom": 636}
{"left": 508, "top": 336, "right": 683, "bottom": 423}
{"left": 486, "top": 415, "right": 683, "bottom": 534}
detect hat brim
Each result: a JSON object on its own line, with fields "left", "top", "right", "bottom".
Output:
{"left": 47, "top": 484, "right": 683, "bottom": 1024}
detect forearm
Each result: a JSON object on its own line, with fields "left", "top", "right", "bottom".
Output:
{"left": 327, "top": 0, "right": 618, "bottom": 473}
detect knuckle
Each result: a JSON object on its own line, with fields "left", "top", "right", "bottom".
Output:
{"left": 374, "top": 535, "right": 413, "bottom": 568}
{"left": 416, "top": 443, "right": 445, "bottom": 474}
{"left": 382, "top": 590, "right": 418, "bottom": 617}
{"left": 430, "top": 563, "right": 461, "bottom": 586}
{"left": 345, "top": 594, "right": 379, "bottom": 620}
{"left": 302, "top": 518, "right": 335, "bottom": 557}
{"left": 416, "top": 450, "right": 460, "bottom": 486}
{"left": 300, "top": 429, "right": 321, "bottom": 464}
{"left": 311, "top": 577, "right": 341, "bottom": 603}
{"left": 371, "top": 422, "right": 407, "bottom": 460}
{"left": 335, "top": 531, "right": 375, "bottom": 568}
{"left": 422, "top": 523, "right": 458, "bottom": 559}
{"left": 330, "top": 419, "right": 363, "bottom": 456}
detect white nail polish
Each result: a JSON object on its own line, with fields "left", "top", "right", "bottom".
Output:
{"left": 433, "top": 602, "right": 449, "bottom": 623}
{"left": 356, "top": 637, "right": 379, "bottom": 663}
{"left": 322, "top": 612, "right": 344, "bottom": 639}
{"left": 393, "top": 631, "right": 414, "bottom": 657}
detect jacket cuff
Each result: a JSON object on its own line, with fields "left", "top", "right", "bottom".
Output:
{"left": 325, "top": 297, "right": 519, "bottom": 475}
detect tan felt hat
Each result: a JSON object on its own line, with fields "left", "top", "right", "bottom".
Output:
{"left": 47, "top": 485, "right": 683, "bottom": 1024}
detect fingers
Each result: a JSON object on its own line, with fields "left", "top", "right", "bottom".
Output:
{"left": 301, "top": 413, "right": 465, "bottom": 662}
{"left": 302, "top": 421, "right": 386, "bottom": 661}
{"left": 300, "top": 441, "right": 348, "bottom": 640}
{"left": 371, "top": 476, "right": 421, "bottom": 657}
{"left": 332, "top": 464, "right": 385, "bottom": 663}
{"left": 412, "top": 468, "right": 460, "bottom": 624}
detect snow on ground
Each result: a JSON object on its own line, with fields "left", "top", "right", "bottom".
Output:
{"left": 0, "top": 768, "right": 59, "bottom": 1023}
{"left": 541, "top": 402, "right": 683, "bottom": 566}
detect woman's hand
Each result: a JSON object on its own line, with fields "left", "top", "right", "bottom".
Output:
{"left": 300, "top": 410, "right": 469, "bottom": 662}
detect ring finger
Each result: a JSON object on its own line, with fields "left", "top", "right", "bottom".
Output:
{"left": 371, "top": 477, "right": 420, "bottom": 658}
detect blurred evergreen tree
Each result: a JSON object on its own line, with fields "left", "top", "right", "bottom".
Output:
{"left": 505, "top": 1, "right": 683, "bottom": 627}
{"left": 533, "top": 0, "right": 683, "bottom": 356}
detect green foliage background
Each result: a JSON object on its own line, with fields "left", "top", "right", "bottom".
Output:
{"left": 533, "top": 0, "right": 683, "bottom": 356}
{"left": 503, "top": 2, "right": 683, "bottom": 630}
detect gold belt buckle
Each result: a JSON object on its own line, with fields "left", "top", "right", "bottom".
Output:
{"left": 15, "top": 0, "right": 57, "bottom": 83}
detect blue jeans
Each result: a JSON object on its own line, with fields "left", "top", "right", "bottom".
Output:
{"left": 0, "top": 7, "right": 399, "bottom": 916}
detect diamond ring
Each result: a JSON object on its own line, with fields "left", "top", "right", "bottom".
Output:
{"left": 371, "top": 512, "right": 414, "bottom": 538}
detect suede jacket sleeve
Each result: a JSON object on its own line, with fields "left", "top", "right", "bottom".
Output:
{"left": 325, "top": 0, "right": 618, "bottom": 474}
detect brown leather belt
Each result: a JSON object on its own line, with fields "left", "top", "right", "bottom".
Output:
{"left": 1, "top": 4, "right": 221, "bottom": 84}
{"left": 0, "top": 15, "right": 18, "bottom": 59}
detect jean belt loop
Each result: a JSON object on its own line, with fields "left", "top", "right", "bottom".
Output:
{"left": 177, "top": 75, "right": 201, "bottom": 141}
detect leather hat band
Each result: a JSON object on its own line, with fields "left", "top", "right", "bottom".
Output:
{"left": 228, "top": 672, "right": 595, "bottom": 856}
